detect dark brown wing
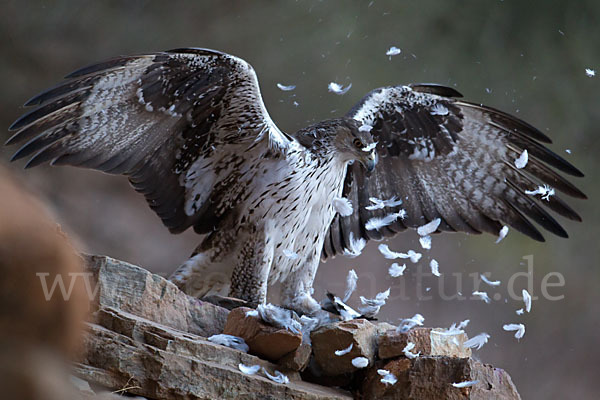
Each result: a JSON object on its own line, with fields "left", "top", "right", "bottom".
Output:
{"left": 8, "top": 48, "right": 288, "bottom": 234}
{"left": 322, "top": 84, "right": 586, "bottom": 259}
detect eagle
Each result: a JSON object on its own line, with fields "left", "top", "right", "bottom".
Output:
{"left": 8, "top": 48, "right": 585, "bottom": 316}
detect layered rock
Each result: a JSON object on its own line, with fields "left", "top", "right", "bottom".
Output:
{"left": 223, "top": 307, "right": 303, "bottom": 361}
{"left": 310, "top": 319, "right": 377, "bottom": 375}
{"left": 361, "top": 357, "right": 521, "bottom": 400}
{"left": 76, "top": 255, "right": 351, "bottom": 399}
{"left": 84, "top": 254, "right": 229, "bottom": 337}
{"left": 73, "top": 255, "right": 521, "bottom": 400}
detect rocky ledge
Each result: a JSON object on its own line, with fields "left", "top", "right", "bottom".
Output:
{"left": 74, "top": 255, "right": 521, "bottom": 400}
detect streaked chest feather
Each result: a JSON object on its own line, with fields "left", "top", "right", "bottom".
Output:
{"left": 249, "top": 151, "right": 348, "bottom": 281}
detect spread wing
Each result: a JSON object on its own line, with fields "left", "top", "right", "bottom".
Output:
{"left": 322, "top": 84, "right": 586, "bottom": 259}
{"left": 8, "top": 48, "right": 290, "bottom": 234}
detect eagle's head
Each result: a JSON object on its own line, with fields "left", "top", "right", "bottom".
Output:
{"left": 294, "top": 118, "right": 377, "bottom": 172}
{"left": 332, "top": 118, "right": 378, "bottom": 172}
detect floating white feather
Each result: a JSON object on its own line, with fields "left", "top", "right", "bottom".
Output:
{"left": 378, "top": 244, "right": 421, "bottom": 263}
{"left": 333, "top": 197, "right": 353, "bottom": 217}
{"left": 386, "top": 46, "right": 401, "bottom": 57}
{"left": 456, "top": 319, "right": 470, "bottom": 330}
{"left": 419, "top": 235, "right": 432, "bottom": 249}
{"left": 378, "top": 244, "right": 403, "bottom": 259}
{"left": 343, "top": 232, "right": 366, "bottom": 258}
{"left": 503, "top": 323, "right": 525, "bottom": 340}
{"left": 388, "top": 263, "right": 406, "bottom": 277}
{"left": 334, "top": 343, "right": 353, "bottom": 356}
{"left": 514, "top": 149, "right": 528, "bottom": 169}
{"left": 495, "top": 226, "right": 509, "bottom": 243}
{"left": 463, "top": 333, "right": 490, "bottom": 350}
{"left": 443, "top": 319, "right": 470, "bottom": 335}
{"left": 360, "top": 288, "right": 390, "bottom": 307}
{"left": 257, "top": 303, "right": 301, "bottom": 333}
{"left": 430, "top": 259, "right": 441, "bottom": 277}
{"left": 366, "top": 211, "right": 406, "bottom": 230}
{"left": 207, "top": 334, "right": 249, "bottom": 352}
{"left": 365, "top": 196, "right": 403, "bottom": 210}
{"left": 343, "top": 269, "right": 358, "bottom": 302}
{"left": 525, "top": 184, "right": 555, "bottom": 201}
{"left": 403, "top": 342, "right": 420, "bottom": 359}
{"left": 328, "top": 82, "right": 352, "bottom": 95}
{"left": 585, "top": 68, "right": 596, "bottom": 77}
{"left": 351, "top": 357, "right": 369, "bottom": 368}
{"left": 359, "top": 288, "right": 390, "bottom": 318}
{"left": 452, "top": 380, "right": 479, "bottom": 388}
{"left": 417, "top": 218, "right": 441, "bottom": 236}
{"left": 381, "top": 374, "right": 397, "bottom": 385}
{"left": 238, "top": 363, "right": 260, "bottom": 375}
{"left": 263, "top": 368, "right": 289, "bottom": 384}
{"left": 405, "top": 249, "right": 422, "bottom": 263}
{"left": 522, "top": 289, "right": 532, "bottom": 312}
{"left": 398, "top": 313, "right": 425, "bottom": 332}
{"left": 276, "top": 83, "right": 296, "bottom": 91}
{"left": 480, "top": 274, "right": 501, "bottom": 287}
{"left": 378, "top": 369, "right": 398, "bottom": 385}
{"left": 472, "top": 291, "right": 491, "bottom": 303}
{"left": 328, "top": 295, "right": 361, "bottom": 321}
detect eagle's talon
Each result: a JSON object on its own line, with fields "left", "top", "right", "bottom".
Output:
{"left": 282, "top": 291, "right": 323, "bottom": 317}
{"left": 320, "top": 291, "right": 378, "bottom": 321}
{"left": 201, "top": 294, "right": 253, "bottom": 311}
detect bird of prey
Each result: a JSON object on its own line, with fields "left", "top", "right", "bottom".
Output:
{"left": 7, "top": 48, "right": 585, "bottom": 316}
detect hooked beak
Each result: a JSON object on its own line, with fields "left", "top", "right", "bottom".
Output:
{"left": 361, "top": 150, "right": 378, "bottom": 174}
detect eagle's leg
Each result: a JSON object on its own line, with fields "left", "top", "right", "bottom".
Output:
{"left": 169, "top": 231, "right": 236, "bottom": 299}
{"left": 170, "top": 253, "right": 231, "bottom": 298}
{"left": 279, "top": 250, "right": 322, "bottom": 316}
{"left": 228, "top": 226, "right": 274, "bottom": 307}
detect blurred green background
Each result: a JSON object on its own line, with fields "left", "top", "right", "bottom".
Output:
{"left": 1, "top": 1, "right": 598, "bottom": 398}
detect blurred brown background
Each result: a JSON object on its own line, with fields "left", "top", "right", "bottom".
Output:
{"left": 1, "top": 1, "right": 598, "bottom": 398}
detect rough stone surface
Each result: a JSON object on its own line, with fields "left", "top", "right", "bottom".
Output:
{"left": 375, "top": 322, "right": 397, "bottom": 335}
{"left": 84, "top": 254, "right": 229, "bottom": 337}
{"left": 361, "top": 357, "right": 521, "bottom": 400}
{"left": 78, "top": 306, "right": 351, "bottom": 400}
{"left": 378, "top": 327, "right": 471, "bottom": 360}
{"left": 223, "top": 307, "right": 303, "bottom": 361}
{"left": 361, "top": 358, "right": 412, "bottom": 398}
{"left": 378, "top": 327, "right": 432, "bottom": 359}
{"left": 278, "top": 342, "right": 312, "bottom": 371}
{"left": 75, "top": 255, "right": 520, "bottom": 399}
{"left": 310, "top": 319, "right": 377, "bottom": 375}
{"left": 300, "top": 359, "right": 354, "bottom": 389}
{"left": 430, "top": 328, "right": 472, "bottom": 358}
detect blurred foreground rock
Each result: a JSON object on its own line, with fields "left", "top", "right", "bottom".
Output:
{"left": 0, "top": 169, "right": 99, "bottom": 400}
{"left": 75, "top": 255, "right": 521, "bottom": 399}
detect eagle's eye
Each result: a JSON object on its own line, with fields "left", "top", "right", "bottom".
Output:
{"left": 353, "top": 138, "right": 364, "bottom": 148}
